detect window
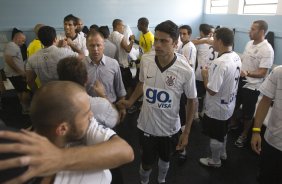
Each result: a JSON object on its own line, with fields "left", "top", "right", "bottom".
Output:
{"left": 243, "top": 0, "right": 278, "bottom": 14}
{"left": 209, "top": 0, "right": 228, "bottom": 14}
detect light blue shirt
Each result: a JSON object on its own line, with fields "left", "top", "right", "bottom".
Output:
{"left": 84, "top": 55, "right": 126, "bottom": 103}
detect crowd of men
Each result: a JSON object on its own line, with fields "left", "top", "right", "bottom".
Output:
{"left": 0, "top": 15, "right": 280, "bottom": 184}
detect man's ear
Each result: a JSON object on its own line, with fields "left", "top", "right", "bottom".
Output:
{"left": 173, "top": 40, "right": 178, "bottom": 49}
{"left": 55, "top": 122, "right": 69, "bottom": 136}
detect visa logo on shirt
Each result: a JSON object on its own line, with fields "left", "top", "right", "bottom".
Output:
{"left": 145, "top": 87, "right": 172, "bottom": 109}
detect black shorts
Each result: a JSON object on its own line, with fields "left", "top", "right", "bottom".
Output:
{"left": 235, "top": 78, "right": 260, "bottom": 120}
{"left": 138, "top": 129, "right": 180, "bottom": 165}
{"left": 8, "top": 76, "right": 27, "bottom": 93}
{"left": 120, "top": 67, "right": 133, "bottom": 89}
{"left": 202, "top": 114, "right": 229, "bottom": 142}
{"left": 258, "top": 139, "right": 282, "bottom": 184}
{"left": 196, "top": 80, "right": 206, "bottom": 98}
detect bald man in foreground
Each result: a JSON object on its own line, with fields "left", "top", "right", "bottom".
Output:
{"left": 0, "top": 81, "right": 134, "bottom": 184}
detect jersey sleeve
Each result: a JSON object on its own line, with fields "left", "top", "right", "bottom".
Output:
{"left": 86, "top": 117, "right": 116, "bottom": 145}
{"left": 89, "top": 97, "right": 119, "bottom": 128}
{"left": 112, "top": 32, "right": 124, "bottom": 45}
{"left": 4, "top": 43, "right": 17, "bottom": 57}
{"left": 183, "top": 68, "right": 197, "bottom": 99}
{"left": 258, "top": 47, "right": 274, "bottom": 69}
{"left": 259, "top": 66, "right": 281, "bottom": 99}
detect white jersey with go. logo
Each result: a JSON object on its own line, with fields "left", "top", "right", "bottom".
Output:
{"left": 137, "top": 52, "right": 197, "bottom": 136}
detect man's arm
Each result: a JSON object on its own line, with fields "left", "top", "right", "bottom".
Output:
{"left": 0, "top": 130, "right": 134, "bottom": 183}
{"left": 192, "top": 38, "right": 213, "bottom": 45}
{"left": 241, "top": 68, "right": 269, "bottom": 78}
{"left": 66, "top": 38, "right": 85, "bottom": 60}
{"left": 26, "top": 70, "right": 38, "bottom": 92}
{"left": 176, "top": 98, "right": 196, "bottom": 151}
{"left": 201, "top": 66, "right": 216, "bottom": 96}
{"left": 120, "top": 35, "right": 135, "bottom": 53}
{"left": 251, "top": 95, "right": 272, "bottom": 155}
{"left": 64, "top": 135, "right": 134, "bottom": 170}
{"left": 117, "top": 81, "right": 144, "bottom": 109}
{"left": 4, "top": 55, "right": 25, "bottom": 76}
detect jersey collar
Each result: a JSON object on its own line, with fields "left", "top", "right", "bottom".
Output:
{"left": 155, "top": 53, "right": 177, "bottom": 73}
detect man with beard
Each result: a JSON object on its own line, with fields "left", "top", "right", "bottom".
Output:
{"left": 232, "top": 20, "right": 274, "bottom": 148}
{"left": 0, "top": 81, "right": 134, "bottom": 184}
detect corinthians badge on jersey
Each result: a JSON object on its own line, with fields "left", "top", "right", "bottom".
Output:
{"left": 166, "top": 75, "right": 176, "bottom": 86}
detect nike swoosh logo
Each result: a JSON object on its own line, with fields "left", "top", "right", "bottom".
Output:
{"left": 147, "top": 76, "right": 153, "bottom": 79}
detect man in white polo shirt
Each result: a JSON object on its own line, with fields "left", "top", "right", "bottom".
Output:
{"left": 178, "top": 25, "right": 197, "bottom": 69}
{"left": 251, "top": 66, "right": 282, "bottom": 184}
{"left": 233, "top": 20, "right": 274, "bottom": 148}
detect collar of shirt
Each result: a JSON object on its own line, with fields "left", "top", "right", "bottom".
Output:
{"left": 251, "top": 39, "right": 267, "bottom": 47}
{"left": 87, "top": 54, "right": 106, "bottom": 66}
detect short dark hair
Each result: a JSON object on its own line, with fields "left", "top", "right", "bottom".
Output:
{"left": 31, "top": 81, "right": 85, "bottom": 140}
{"left": 11, "top": 28, "right": 23, "bottom": 40}
{"left": 38, "top": 26, "right": 56, "bottom": 47}
{"left": 99, "top": 26, "right": 110, "bottom": 38}
{"left": 199, "top": 24, "right": 211, "bottom": 36}
{"left": 179, "top": 25, "right": 192, "bottom": 35}
{"left": 112, "top": 19, "right": 122, "bottom": 29}
{"left": 254, "top": 20, "right": 268, "bottom": 33}
{"left": 90, "top": 24, "right": 99, "bottom": 31}
{"left": 214, "top": 27, "right": 234, "bottom": 47}
{"left": 64, "top": 14, "right": 78, "bottom": 26}
{"left": 155, "top": 20, "right": 179, "bottom": 42}
{"left": 138, "top": 17, "right": 149, "bottom": 27}
{"left": 57, "top": 57, "right": 88, "bottom": 86}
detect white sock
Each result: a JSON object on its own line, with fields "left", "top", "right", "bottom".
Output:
{"left": 139, "top": 164, "right": 151, "bottom": 184}
{"left": 179, "top": 149, "right": 186, "bottom": 155}
{"left": 210, "top": 139, "right": 223, "bottom": 163}
{"left": 158, "top": 159, "right": 170, "bottom": 183}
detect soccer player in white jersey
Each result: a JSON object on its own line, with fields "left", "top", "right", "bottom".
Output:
{"left": 193, "top": 24, "right": 218, "bottom": 118}
{"left": 177, "top": 25, "right": 197, "bottom": 162}
{"left": 58, "top": 14, "right": 88, "bottom": 56}
{"left": 199, "top": 28, "right": 241, "bottom": 168}
{"left": 251, "top": 66, "right": 282, "bottom": 184}
{"left": 118, "top": 20, "right": 197, "bottom": 184}
{"left": 178, "top": 25, "right": 197, "bottom": 69}
{"left": 232, "top": 20, "right": 274, "bottom": 148}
